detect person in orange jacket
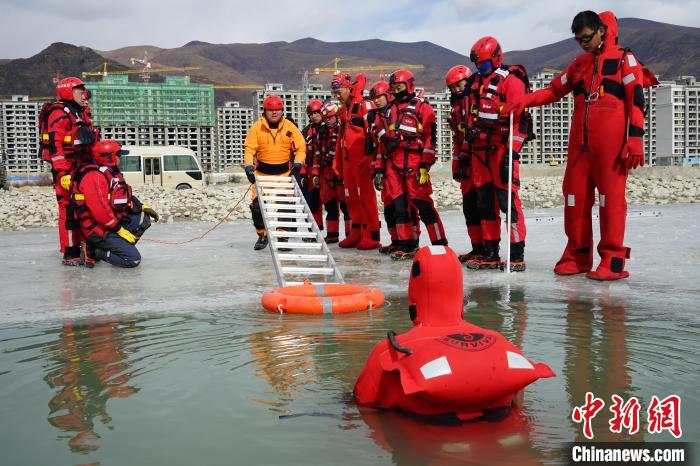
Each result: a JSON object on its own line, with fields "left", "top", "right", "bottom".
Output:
{"left": 244, "top": 94, "right": 306, "bottom": 250}
{"left": 332, "top": 73, "right": 381, "bottom": 250}
{"left": 504, "top": 11, "right": 658, "bottom": 280}
{"left": 38, "top": 77, "right": 99, "bottom": 265}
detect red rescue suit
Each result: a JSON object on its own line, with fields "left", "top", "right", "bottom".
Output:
{"left": 520, "top": 12, "right": 656, "bottom": 279}
{"left": 301, "top": 122, "right": 323, "bottom": 228}
{"left": 71, "top": 164, "right": 134, "bottom": 242}
{"left": 354, "top": 246, "right": 554, "bottom": 420}
{"left": 367, "top": 107, "right": 420, "bottom": 247}
{"left": 335, "top": 74, "right": 381, "bottom": 248}
{"left": 449, "top": 87, "right": 483, "bottom": 254}
{"left": 39, "top": 100, "right": 98, "bottom": 253}
{"left": 318, "top": 120, "right": 350, "bottom": 240}
{"left": 468, "top": 66, "right": 529, "bottom": 257}
{"left": 378, "top": 96, "right": 447, "bottom": 248}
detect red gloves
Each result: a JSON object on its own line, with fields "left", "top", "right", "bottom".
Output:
{"left": 620, "top": 137, "right": 645, "bottom": 170}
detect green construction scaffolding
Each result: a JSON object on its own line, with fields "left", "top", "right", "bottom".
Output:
{"left": 87, "top": 75, "right": 215, "bottom": 126}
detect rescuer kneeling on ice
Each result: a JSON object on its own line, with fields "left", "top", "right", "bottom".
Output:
{"left": 71, "top": 140, "right": 158, "bottom": 268}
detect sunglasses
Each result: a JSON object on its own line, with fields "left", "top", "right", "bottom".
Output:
{"left": 575, "top": 32, "right": 597, "bottom": 44}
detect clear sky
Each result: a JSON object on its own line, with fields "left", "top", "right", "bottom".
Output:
{"left": 2, "top": 0, "right": 698, "bottom": 59}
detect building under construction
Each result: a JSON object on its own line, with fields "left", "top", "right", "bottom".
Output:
{"left": 89, "top": 75, "right": 218, "bottom": 171}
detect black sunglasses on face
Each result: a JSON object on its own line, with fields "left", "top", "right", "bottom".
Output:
{"left": 575, "top": 32, "right": 596, "bottom": 44}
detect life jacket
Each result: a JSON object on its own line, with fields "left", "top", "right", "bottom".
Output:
{"left": 318, "top": 121, "right": 339, "bottom": 168}
{"left": 38, "top": 101, "right": 96, "bottom": 162}
{"left": 448, "top": 89, "right": 471, "bottom": 150}
{"left": 301, "top": 123, "right": 321, "bottom": 174}
{"left": 71, "top": 164, "right": 133, "bottom": 239}
{"left": 469, "top": 65, "right": 535, "bottom": 141}
{"left": 385, "top": 96, "right": 426, "bottom": 140}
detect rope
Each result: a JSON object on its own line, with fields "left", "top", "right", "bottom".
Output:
{"left": 142, "top": 185, "right": 252, "bottom": 245}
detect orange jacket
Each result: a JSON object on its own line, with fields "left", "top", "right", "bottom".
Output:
{"left": 244, "top": 117, "right": 306, "bottom": 167}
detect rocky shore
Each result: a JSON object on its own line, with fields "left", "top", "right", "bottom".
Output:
{"left": 1, "top": 167, "right": 698, "bottom": 231}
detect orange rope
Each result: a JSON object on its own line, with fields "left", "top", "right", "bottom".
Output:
{"left": 142, "top": 185, "right": 252, "bottom": 245}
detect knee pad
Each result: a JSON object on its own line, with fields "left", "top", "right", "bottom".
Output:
{"left": 412, "top": 199, "right": 437, "bottom": 224}
{"left": 476, "top": 183, "right": 497, "bottom": 220}
{"left": 496, "top": 188, "right": 519, "bottom": 223}
{"left": 462, "top": 191, "right": 480, "bottom": 226}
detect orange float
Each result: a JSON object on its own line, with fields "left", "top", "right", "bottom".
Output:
{"left": 261, "top": 283, "right": 384, "bottom": 314}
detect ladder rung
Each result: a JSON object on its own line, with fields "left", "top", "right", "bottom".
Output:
{"left": 265, "top": 205, "right": 305, "bottom": 211}
{"left": 261, "top": 189, "right": 295, "bottom": 195}
{"left": 268, "top": 221, "right": 312, "bottom": 228}
{"left": 271, "top": 242, "right": 323, "bottom": 250}
{"left": 267, "top": 212, "right": 309, "bottom": 218}
{"left": 258, "top": 182, "right": 293, "bottom": 187}
{"left": 263, "top": 196, "right": 301, "bottom": 202}
{"left": 269, "top": 231, "right": 317, "bottom": 238}
{"left": 281, "top": 267, "right": 335, "bottom": 275}
{"left": 278, "top": 254, "right": 329, "bottom": 262}
{"left": 256, "top": 175, "right": 292, "bottom": 181}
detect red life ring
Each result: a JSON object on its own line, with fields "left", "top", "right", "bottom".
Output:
{"left": 261, "top": 283, "right": 384, "bottom": 314}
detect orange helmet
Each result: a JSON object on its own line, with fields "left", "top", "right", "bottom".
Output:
{"left": 445, "top": 65, "right": 472, "bottom": 87}
{"left": 263, "top": 95, "right": 284, "bottom": 111}
{"left": 55, "top": 77, "right": 85, "bottom": 101}
{"left": 92, "top": 140, "right": 122, "bottom": 167}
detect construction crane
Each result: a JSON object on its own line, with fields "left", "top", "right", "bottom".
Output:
{"left": 130, "top": 51, "right": 202, "bottom": 83}
{"left": 81, "top": 61, "right": 201, "bottom": 81}
{"left": 313, "top": 56, "right": 424, "bottom": 76}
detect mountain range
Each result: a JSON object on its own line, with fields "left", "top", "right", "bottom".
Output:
{"left": 1, "top": 17, "right": 698, "bottom": 105}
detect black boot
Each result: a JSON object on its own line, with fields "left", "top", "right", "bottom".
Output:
{"left": 62, "top": 245, "right": 82, "bottom": 266}
{"left": 254, "top": 233, "right": 268, "bottom": 251}
{"left": 466, "top": 240, "right": 500, "bottom": 270}
{"left": 501, "top": 241, "right": 526, "bottom": 272}
{"left": 458, "top": 243, "right": 484, "bottom": 263}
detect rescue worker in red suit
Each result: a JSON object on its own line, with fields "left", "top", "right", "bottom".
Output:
{"left": 332, "top": 73, "right": 381, "bottom": 250}
{"left": 353, "top": 245, "right": 554, "bottom": 419}
{"left": 301, "top": 100, "right": 324, "bottom": 231}
{"left": 377, "top": 70, "right": 447, "bottom": 261}
{"left": 504, "top": 11, "right": 657, "bottom": 280}
{"left": 71, "top": 140, "right": 158, "bottom": 268}
{"left": 318, "top": 102, "right": 351, "bottom": 243}
{"left": 39, "top": 77, "right": 98, "bottom": 265}
{"left": 367, "top": 81, "right": 421, "bottom": 255}
{"left": 465, "top": 37, "right": 530, "bottom": 272}
{"left": 446, "top": 65, "right": 485, "bottom": 263}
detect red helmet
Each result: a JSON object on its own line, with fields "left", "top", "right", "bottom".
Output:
{"left": 369, "top": 81, "right": 392, "bottom": 101}
{"left": 321, "top": 102, "right": 338, "bottom": 118}
{"left": 263, "top": 95, "right": 284, "bottom": 111}
{"left": 445, "top": 65, "right": 472, "bottom": 87}
{"left": 389, "top": 69, "right": 415, "bottom": 94}
{"left": 55, "top": 77, "right": 85, "bottom": 101}
{"left": 306, "top": 99, "right": 323, "bottom": 116}
{"left": 470, "top": 36, "right": 502, "bottom": 68}
{"left": 331, "top": 73, "right": 353, "bottom": 91}
{"left": 92, "top": 140, "right": 122, "bottom": 167}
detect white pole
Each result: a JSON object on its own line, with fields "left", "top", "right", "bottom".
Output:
{"left": 506, "top": 111, "right": 514, "bottom": 274}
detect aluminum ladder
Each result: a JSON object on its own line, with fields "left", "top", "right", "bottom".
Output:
{"left": 255, "top": 174, "right": 344, "bottom": 287}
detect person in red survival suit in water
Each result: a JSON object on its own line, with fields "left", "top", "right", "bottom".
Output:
{"left": 504, "top": 11, "right": 658, "bottom": 280}
{"left": 354, "top": 245, "right": 554, "bottom": 420}
{"left": 301, "top": 100, "right": 324, "bottom": 232}
{"left": 39, "top": 77, "right": 99, "bottom": 265}
{"left": 332, "top": 73, "right": 381, "bottom": 249}
{"left": 377, "top": 70, "right": 448, "bottom": 261}
{"left": 367, "top": 80, "right": 421, "bottom": 255}
{"left": 464, "top": 37, "right": 532, "bottom": 272}
{"left": 445, "top": 65, "right": 485, "bottom": 264}
{"left": 71, "top": 140, "right": 159, "bottom": 268}
{"left": 318, "top": 102, "right": 351, "bottom": 243}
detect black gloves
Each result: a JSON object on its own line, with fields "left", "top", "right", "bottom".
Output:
{"left": 373, "top": 168, "right": 385, "bottom": 191}
{"left": 245, "top": 165, "right": 256, "bottom": 184}
{"left": 290, "top": 163, "right": 303, "bottom": 176}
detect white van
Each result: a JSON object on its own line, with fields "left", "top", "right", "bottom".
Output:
{"left": 118, "top": 145, "right": 205, "bottom": 190}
